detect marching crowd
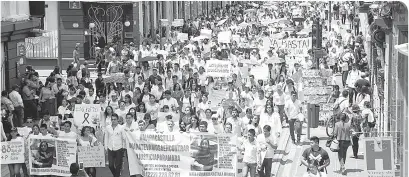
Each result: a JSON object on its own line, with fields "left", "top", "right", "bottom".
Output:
{"left": 1, "top": 1, "right": 376, "bottom": 177}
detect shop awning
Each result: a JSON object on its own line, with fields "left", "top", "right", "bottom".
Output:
{"left": 395, "top": 43, "right": 408, "bottom": 57}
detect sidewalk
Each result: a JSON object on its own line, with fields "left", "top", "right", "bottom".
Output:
{"left": 278, "top": 126, "right": 368, "bottom": 177}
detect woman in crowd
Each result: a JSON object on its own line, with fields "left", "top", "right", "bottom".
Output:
{"left": 78, "top": 126, "right": 98, "bottom": 177}
{"left": 8, "top": 128, "right": 24, "bottom": 177}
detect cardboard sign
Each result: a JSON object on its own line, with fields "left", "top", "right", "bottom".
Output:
{"left": 206, "top": 60, "right": 232, "bottom": 77}
{"left": 177, "top": 33, "right": 189, "bottom": 41}
{"left": 73, "top": 104, "right": 100, "bottom": 128}
{"left": 172, "top": 19, "right": 184, "bottom": 27}
{"left": 218, "top": 31, "right": 232, "bottom": 43}
{"left": 200, "top": 29, "right": 212, "bottom": 38}
{"left": 78, "top": 146, "right": 105, "bottom": 167}
{"left": 1, "top": 140, "right": 24, "bottom": 164}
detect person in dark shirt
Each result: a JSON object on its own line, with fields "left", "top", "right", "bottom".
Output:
{"left": 301, "top": 136, "right": 330, "bottom": 177}
{"left": 148, "top": 68, "right": 161, "bottom": 86}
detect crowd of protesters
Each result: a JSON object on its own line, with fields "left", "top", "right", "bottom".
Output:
{"left": 0, "top": 1, "right": 377, "bottom": 177}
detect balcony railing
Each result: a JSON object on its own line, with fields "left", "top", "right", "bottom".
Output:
{"left": 25, "top": 30, "right": 58, "bottom": 59}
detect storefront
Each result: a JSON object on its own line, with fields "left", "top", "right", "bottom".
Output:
{"left": 1, "top": 1, "right": 41, "bottom": 90}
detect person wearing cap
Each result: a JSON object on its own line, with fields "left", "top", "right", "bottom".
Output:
{"left": 300, "top": 136, "right": 330, "bottom": 177}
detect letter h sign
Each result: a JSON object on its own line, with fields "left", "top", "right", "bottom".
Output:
{"left": 364, "top": 137, "right": 395, "bottom": 177}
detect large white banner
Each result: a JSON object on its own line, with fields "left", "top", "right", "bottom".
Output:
{"left": 0, "top": 140, "right": 25, "bottom": 164}
{"left": 206, "top": 60, "right": 232, "bottom": 77}
{"left": 28, "top": 136, "right": 77, "bottom": 176}
{"left": 125, "top": 132, "right": 238, "bottom": 177}
{"left": 271, "top": 38, "right": 312, "bottom": 56}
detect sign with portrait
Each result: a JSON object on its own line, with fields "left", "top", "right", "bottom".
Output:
{"left": 125, "top": 132, "right": 238, "bottom": 177}
{"left": 28, "top": 136, "right": 77, "bottom": 176}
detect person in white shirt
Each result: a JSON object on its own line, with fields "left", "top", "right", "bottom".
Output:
{"left": 334, "top": 90, "right": 350, "bottom": 113}
{"left": 123, "top": 113, "right": 139, "bottom": 132}
{"left": 285, "top": 91, "right": 302, "bottom": 144}
{"left": 159, "top": 90, "right": 179, "bottom": 111}
{"left": 9, "top": 85, "right": 24, "bottom": 126}
{"left": 225, "top": 108, "right": 244, "bottom": 137}
{"left": 253, "top": 90, "right": 267, "bottom": 115}
{"left": 259, "top": 105, "right": 282, "bottom": 138}
{"left": 346, "top": 64, "right": 362, "bottom": 104}
{"left": 104, "top": 113, "right": 125, "bottom": 177}
{"left": 256, "top": 125, "right": 278, "bottom": 177}
{"left": 39, "top": 124, "right": 54, "bottom": 138}
{"left": 239, "top": 129, "right": 259, "bottom": 177}
{"left": 57, "top": 121, "right": 77, "bottom": 139}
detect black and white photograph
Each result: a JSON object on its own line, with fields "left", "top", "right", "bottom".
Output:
{"left": 1, "top": 1, "right": 408, "bottom": 177}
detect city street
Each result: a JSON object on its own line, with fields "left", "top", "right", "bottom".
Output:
{"left": 278, "top": 127, "right": 367, "bottom": 177}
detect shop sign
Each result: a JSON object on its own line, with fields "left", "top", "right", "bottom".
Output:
{"left": 17, "top": 42, "right": 25, "bottom": 56}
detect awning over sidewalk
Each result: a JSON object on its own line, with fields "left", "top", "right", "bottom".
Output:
{"left": 395, "top": 43, "right": 408, "bottom": 57}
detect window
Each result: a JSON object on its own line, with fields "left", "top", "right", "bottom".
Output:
{"left": 1, "top": 1, "right": 30, "bottom": 22}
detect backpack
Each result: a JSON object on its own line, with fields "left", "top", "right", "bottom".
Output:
{"left": 333, "top": 99, "right": 347, "bottom": 114}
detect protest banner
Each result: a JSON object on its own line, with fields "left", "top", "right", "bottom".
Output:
{"left": 125, "top": 132, "right": 238, "bottom": 177}
{"left": 218, "top": 31, "right": 232, "bottom": 43}
{"left": 270, "top": 38, "right": 312, "bottom": 56}
{"left": 1, "top": 140, "right": 24, "bottom": 164}
{"left": 172, "top": 19, "right": 184, "bottom": 27}
{"left": 250, "top": 65, "right": 269, "bottom": 81}
{"left": 206, "top": 60, "right": 232, "bottom": 77}
{"left": 232, "top": 35, "right": 240, "bottom": 42}
{"left": 73, "top": 104, "right": 100, "bottom": 128}
{"left": 177, "top": 33, "right": 189, "bottom": 41}
{"left": 200, "top": 29, "right": 212, "bottom": 38}
{"left": 77, "top": 146, "right": 105, "bottom": 167}
{"left": 29, "top": 136, "right": 77, "bottom": 176}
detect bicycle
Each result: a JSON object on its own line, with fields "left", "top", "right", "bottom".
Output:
{"left": 325, "top": 114, "right": 337, "bottom": 137}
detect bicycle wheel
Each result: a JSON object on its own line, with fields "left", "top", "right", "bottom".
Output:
{"left": 326, "top": 116, "right": 335, "bottom": 137}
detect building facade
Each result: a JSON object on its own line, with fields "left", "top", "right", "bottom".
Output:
{"left": 359, "top": 2, "right": 408, "bottom": 176}
{"left": 1, "top": 1, "right": 41, "bottom": 91}
{"left": 23, "top": 1, "right": 235, "bottom": 70}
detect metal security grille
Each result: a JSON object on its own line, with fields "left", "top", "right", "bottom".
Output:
{"left": 83, "top": 2, "right": 130, "bottom": 59}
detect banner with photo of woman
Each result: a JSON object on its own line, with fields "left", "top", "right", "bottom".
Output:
{"left": 125, "top": 132, "right": 238, "bottom": 177}
{"left": 28, "top": 136, "right": 77, "bottom": 176}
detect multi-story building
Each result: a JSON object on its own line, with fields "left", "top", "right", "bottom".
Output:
{"left": 1, "top": 1, "right": 42, "bottom": 91}
{"left": 9, "top": 1, "right": 235, "bottom": 75}
{"left": 359, "top": 2, "right": 408, "bottom": 176}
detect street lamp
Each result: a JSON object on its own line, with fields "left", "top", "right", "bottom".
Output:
{"left": 124, "top": 21, "right": 131, "bottom": 27}
{"left": 89, "top": 22, "right": 95, "bottom": 28}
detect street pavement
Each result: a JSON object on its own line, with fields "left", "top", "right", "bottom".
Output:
{"left": 277, "top": 126, "right": 367, "bottom": 177}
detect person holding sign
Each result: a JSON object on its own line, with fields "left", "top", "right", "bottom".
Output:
{"left": 6, "top": 127, "right": 24, "bottom": 177}
{"left": 78, "top": 126, "right": 98, "bottom": 177}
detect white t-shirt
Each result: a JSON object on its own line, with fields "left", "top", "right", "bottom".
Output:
{"left": 256, "top": 134, "right": 277, "bottom": 158}
{"left": 58, "top": 131, "right": 77, "bottom": 139}
{"left": 362, "top": 108, "right": 374, "bottom": 123}
{"left": 285, "top": 99, "right": 302, "bottom": 119}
